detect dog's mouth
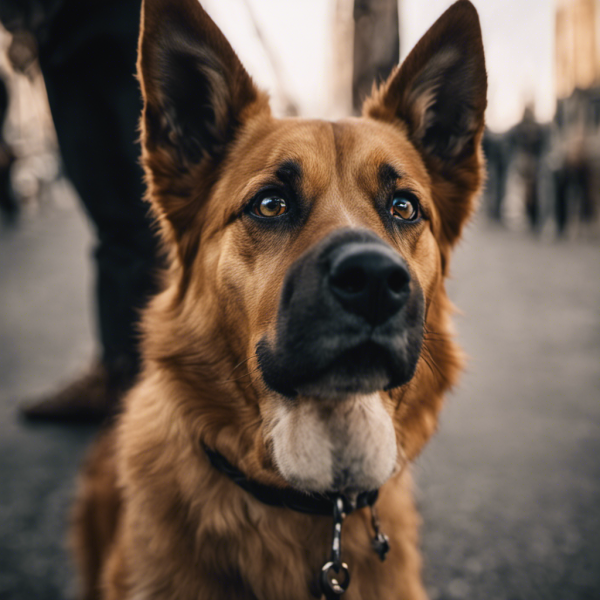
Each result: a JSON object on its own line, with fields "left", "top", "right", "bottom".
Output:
{"left": 257, "top": 329, "right": 423, "bottom": 400}
{"left": 258, "top": 334, "right": 421, "bottom": 494}
{"left": 300, "top": 340, "right": 397, "bottom": 397}
{"left": 256, "top": 228, "right": 424, "bottom": 493}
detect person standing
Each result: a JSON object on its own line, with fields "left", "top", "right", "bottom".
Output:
{"left": 0, "top": 0, "right": 161, "bottom": 421}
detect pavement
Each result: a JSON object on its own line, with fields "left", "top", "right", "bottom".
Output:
{"left": 0, "top": 193, "right": 599, "bottom": 600}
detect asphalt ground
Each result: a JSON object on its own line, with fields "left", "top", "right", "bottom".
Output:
{"left": 0, "top": 194, "right": 599, "bottom": 600}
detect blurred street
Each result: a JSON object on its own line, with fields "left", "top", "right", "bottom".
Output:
{"left": 0, "top": 196, "right": 599, "bottom": 600}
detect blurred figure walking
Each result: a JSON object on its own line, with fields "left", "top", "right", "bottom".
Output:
{"left": 0, "top": 72, "right": 16, "bottom": 225}
{"left": 511, "top": 104, "right": 545, "bottom": 231}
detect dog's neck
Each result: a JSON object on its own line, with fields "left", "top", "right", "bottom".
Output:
{"left": 203, "top": 444, "right": 379, "bottom": 516}
{"left": 203, "top": 444, "right": 391, "bottom": 598}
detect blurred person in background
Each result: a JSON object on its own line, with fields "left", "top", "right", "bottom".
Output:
{"left": 482, "top": 129, "right": 509, "bottom": 222}
{"left": 511, "top": 103, "right": 545, "bottom": 231}
{"left": 0, "top": 0, "right": 161, "bottom": 422}
{"left": 552, "top": 95, "right": 597, "bottom": 236}
{"left": 0, "top": 71, "right": 15, "bottom": 225}
{"left": 0, "top": 31, "right": 16, "bottom": 225}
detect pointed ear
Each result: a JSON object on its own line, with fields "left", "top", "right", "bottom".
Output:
{"left": 138, "top": 0, "right": 269, "bottom": 239}
{"left": 363, "top": 0, "right": 487, "bottom": 248}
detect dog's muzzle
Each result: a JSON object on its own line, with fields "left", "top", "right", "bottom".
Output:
{"left": 257, "top": 228, "right": 424, "bottom": 399}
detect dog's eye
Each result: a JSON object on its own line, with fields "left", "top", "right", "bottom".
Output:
{"left": 391, "top": 193, "right": 419, "bottom": 222}
{"left": 253, "top": 195, "right": 288, "bottom": 218}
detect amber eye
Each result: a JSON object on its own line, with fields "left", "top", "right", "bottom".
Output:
{"left": 253, "top": 195, "right": 288, "bottom": 218}
{"left": 391, "top": 194, "right": 419, "bottom": 221}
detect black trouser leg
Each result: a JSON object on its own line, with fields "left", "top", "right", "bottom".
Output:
{"left": 39, "top": 34, "right": 160, "bottom": 385}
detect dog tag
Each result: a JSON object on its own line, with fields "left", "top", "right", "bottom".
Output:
{"left": 369, "top": 505, "right": 390, "bottom": 561}
{"left": 372, "top": 531, "right": 390, "bottom": 561}
{"left": 320, "top": 561, "right": 350, "bottom": 599}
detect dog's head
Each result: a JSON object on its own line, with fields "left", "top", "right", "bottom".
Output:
{"left": 138, "top": 0, "right": 486, "bottom": 494}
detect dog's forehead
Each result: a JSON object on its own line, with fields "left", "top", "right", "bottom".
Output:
{"left": 329, "top": 118, "right": 432, "bottom": 196}
{"left": 330, "top": 118, "right": 427, "bottom": 170}
{"left": 231, "top": 116, "right": 431, "bottom": 197}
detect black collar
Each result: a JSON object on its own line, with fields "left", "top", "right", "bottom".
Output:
{"left": 203, "top": 445, "right": 379, "bottom": 517}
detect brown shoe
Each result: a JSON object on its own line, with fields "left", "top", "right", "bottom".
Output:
{"left": 20, "top": 362, "right": 125, "bottom": 424}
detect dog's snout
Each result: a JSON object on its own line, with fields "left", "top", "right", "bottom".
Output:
{"left": 329, "top": 243, "right": 410, "bottom": 326}
{"left": 258, "top": 229, "right": 422, "bottom": 398}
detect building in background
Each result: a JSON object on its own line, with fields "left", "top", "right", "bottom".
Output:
{"left": 551, "top": 0, "right": 600, "bottom": 233}
{"left": 556, "top": 0, "right": 600, "bottom": 99}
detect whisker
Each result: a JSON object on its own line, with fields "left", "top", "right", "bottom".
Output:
{"left": 223, "top": 366, "right": 262, "bottom": 384}
{"left": 395, "top": 382, "right": 412, "bottom": 411}
{"left": 421, "top": 343, "right": 449, "bottom": 385}
{"left": 222, "top": 354, "right": 258, "bottom": 383}
{"left": 394, "top": 372, "right": 421, "bottom": 411}
{"left": 423, "top": 335, "right": 447, "bottom": 343}
{"left": 420, "top": 354, "right": 437, "bottom": 380}
{"left": 423, "top": 327, "right": 451, "bottom": 339}
{"left": 242, "top": 375, "right": 262, "bottom": 390}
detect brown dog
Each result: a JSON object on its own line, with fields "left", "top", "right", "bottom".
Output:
{"left": 72, "top": 0, "right": 487, "bottom": 598}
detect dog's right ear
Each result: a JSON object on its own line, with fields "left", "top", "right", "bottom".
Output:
{"left": 138, "top": 0, "right": 269, "bottom": 240}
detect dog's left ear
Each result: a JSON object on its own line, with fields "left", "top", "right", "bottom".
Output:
{"left": 364, "top": 0, "right": 487, "bottom": 249}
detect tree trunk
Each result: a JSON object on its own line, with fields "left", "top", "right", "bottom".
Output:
{"left": 352, "top": 0, "right": 400, "bottom": 113}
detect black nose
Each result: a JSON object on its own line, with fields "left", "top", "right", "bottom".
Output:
{"left": 329, "top": 243, "right": 410, "bottom": 326}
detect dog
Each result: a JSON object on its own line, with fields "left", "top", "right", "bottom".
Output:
{"left": 72, "top": 0, "right": 486, "bottom": 598}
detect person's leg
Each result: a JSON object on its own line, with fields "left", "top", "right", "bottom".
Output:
{"left": 578, "top": 162, "right": 594, "bottom": 223}
{"left": 554, "top": 168, "right": 568, "bottom": 236}
{"left": 0, "top": 75, "right": 17, "bottom": 225}
{"left": 22, "top": 32, "right": 161, "bottom": 421}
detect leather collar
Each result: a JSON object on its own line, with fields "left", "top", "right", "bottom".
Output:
{"left": 203, "top": 445, "right": 379, "bottom": 517}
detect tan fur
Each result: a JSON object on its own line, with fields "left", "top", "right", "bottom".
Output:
{"left": 72, "top": 1, "right": 487, "bottom": 598}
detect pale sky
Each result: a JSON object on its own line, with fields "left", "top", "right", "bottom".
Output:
{"left": 401, "top": 0, "right": 556, "bottom": 131}
{"left": 203, "top": 0, "right": 556, "bottom": 132}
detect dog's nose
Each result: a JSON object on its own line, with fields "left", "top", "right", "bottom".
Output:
{"left": 329, "top": 243, "right": 410, "bottom": 326}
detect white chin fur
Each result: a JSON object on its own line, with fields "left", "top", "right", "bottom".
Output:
{"left": 269, "top": 392, "right": 398, "bottom": 494}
